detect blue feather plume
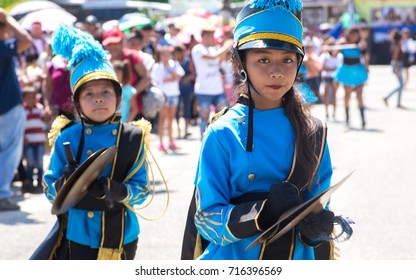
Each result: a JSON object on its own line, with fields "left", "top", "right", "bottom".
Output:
{"left": 296, "top": 83, "right": 319, "bottom": 105}
{"left": 250, "top": 0, "right": 303, "bottom": 14}
{"left": 51, "top": 24, "right": 108, "bottom": 70}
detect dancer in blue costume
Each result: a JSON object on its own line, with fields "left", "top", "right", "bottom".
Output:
{"left": 37, "top": 25, "right": 153, "bottom": 260}
{"left": 186, "top": 0, "right": 353, "bottom": 260}
{"left": 334, "top": 27, "right": 369, "bottom": 128}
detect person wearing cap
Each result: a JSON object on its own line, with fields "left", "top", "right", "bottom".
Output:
{"left": 39, "top": 25, "right": 152, "bottom": 259}
{"left": 183, "top": 0, "right": 353, "bottom": 260}
{"left": 103, "top": 26, "right": 151, "bottom": 121}
{"left": 0, "top": 8, "right": 32, "bottom": 211}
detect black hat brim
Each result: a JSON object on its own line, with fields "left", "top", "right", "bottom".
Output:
{"left": 238, "top": 39, "right": 304, "bottom": 57}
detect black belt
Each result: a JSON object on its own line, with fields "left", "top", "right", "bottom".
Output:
{"left": 344, "top": 57, "right": 361, "bottom": 65}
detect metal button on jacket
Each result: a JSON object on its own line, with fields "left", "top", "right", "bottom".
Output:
{"left": 88, "top": 211, "right": 94, "bottom": 218}
{"left": 112, "top": 129, "right": 117, "bottom": 136}
{"left": 86, "top": 128, "right": 92, "bottom": 135}
{"left": 248, "top": 174, "right": 256, "bottom": 180}
{"left": 86, "top": 149, "right": 93, "bottom": 156}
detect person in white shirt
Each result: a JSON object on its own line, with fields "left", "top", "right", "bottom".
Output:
{"left": 151, "top": 45, "right": 185, "bottom": 151}
{"left": 191, "top": 27, "right": 232, "bottom": 138}
{"left": 401, "top": 28, "right": 415, "bottom": 87}
{"left": 320, "top": 37, "right": 343, "bottom": 120}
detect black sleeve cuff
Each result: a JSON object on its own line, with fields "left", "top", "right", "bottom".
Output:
{"left": 298, "top": 231, "right": 323, "bottom": 248}
{"left": 228, "top": 200, "right": 266, "bottom": 239}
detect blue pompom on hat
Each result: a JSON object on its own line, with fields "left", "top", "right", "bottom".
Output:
{"left": 51, "top": 24, "right": 122, "bottom": 98}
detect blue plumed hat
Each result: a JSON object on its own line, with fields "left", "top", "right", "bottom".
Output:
{"left": 51, "top": 24, "right": 122, "bottom": 99}
{"left": 233, "top": 0, "right": 304, "bottom": 57}
{"left": 232, "top": 0, "right": 317, "bottom": 153}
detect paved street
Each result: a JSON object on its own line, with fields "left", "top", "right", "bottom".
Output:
{"left": 1, "top": 65, "right": 416, "bottom": 260}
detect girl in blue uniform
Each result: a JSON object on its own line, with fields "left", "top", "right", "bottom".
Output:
{"left": 41, "top": 25, "right": 152, "bottom": 260}
{"left": 334, "top": 27, "right": 369, "bottom": 128}
{"left": 189, "top": 0, "right": 353, "bottom": 260}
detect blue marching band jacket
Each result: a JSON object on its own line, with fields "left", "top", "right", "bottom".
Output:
{"left": 181, "top": 99, "right": 335, "bottom": 260}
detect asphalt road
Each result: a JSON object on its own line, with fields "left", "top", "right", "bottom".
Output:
{"left": 1, "top": 65, "right": 416, "bottom": 260}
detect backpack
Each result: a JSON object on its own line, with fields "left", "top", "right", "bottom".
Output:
{"left": 127, "top": 53, "right": 166, "bottom": 119}
{"left": 141, "top": 82, "right": 166, "bottom": 119}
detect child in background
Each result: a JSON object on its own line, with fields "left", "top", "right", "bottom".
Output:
{"left": 22, "top": 86, "right": 49, "bottom": 194}
{"left": 320, "top": 37, "right": 342, "bottom": 120}
{"left": 112, "top": 60, "right": 138, "bottom": 122}
{"left": 151, "top": 45, "right": 185, "bottom": 151}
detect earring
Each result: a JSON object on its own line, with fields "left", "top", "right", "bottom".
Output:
{"left": 240, "top": 70, "right": 247, "bottom": 83}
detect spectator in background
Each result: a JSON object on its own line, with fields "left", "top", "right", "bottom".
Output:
{"left": 320, "top": 37, "right": 342, "bottom": 120}
{"left": 21, "top": 86, "right": 49, "bottom": 194}
{"left": 125, "top": 30, "right": 155, "bottom": 71}
{"left": 43, "top": 55, "right": 75, "bottom": 121}
{"left": 191, "top": 27, "right": 232, "bottom": 138}
{"left": 103, "top": 27, "right": 151, "bottom": 120}
{"left": 141, "top": 24, "right": 157, "bottom": 56}
{"left": 0, "top": 8, "right": 32, "bottom": 211}
{"left": 173, "top": 44, "right": 195, "bottom": 139}
{"left": 383, "top": 29, "right": 405, "bottom": 108}
{"left": 21, "top": 51, "right": 45, "bottom": 95}
{"left": 84, "top": 15, "right": 103, "bottom": 44}
{"left": 164, "top": 23, "right": 181, "bottom": 46}
{"left": 112, "top": 59, "right": 138, "bottom": 122}
{"left": 401, "top": 27, "right": 415, "bottom": 88}
{"left": 303, "top": 41, "right": 322, "bottom": 103}
{"left": 19, "top": 21, "right": 47, "bottom": 70}
{"left": 151, "top": 45, "right": 185, "bottom": 151}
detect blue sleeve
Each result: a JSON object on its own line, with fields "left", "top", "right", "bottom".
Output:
{"left": 121, "top": 142, "right": 151, "bottom": 206}
{"left": 194, "top": 127, "right": 240, "bottom": 246}
{"left": 42, "top": 135, "right": 68, "bottom": 203}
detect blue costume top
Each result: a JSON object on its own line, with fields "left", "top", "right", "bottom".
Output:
{"left": 194, "top": 104, "right": 333, "bottom": 260}
{"left": 333, "top": 47, "right": 368, "bottom": 87}
{"left": 43, "top": 119, "right": 150, "bottom": 248}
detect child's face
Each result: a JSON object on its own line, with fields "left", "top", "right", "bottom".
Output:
{"left": 244, "top": 48, "right": 299, "bottom": 109}
{"left": 23, "top": 92, "right": 37, "bottom": 108}
{"left": 78, "top": 79, "right": 118, "bottom": 123}
{"left": 160, "top": 49, "right": 172, "bottom": 62}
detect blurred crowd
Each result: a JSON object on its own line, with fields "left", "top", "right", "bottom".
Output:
{"left": 1, "top": 8, "right": 415, "bottom": 211}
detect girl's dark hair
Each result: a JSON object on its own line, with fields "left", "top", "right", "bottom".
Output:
{"left": 233, "top": 50, "right": 319, "bottom": 187}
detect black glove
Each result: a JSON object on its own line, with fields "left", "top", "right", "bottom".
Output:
{"left": 55, "top": 163, "right": 79, "bottom": 193}
{"left": 258, "top": 182, "right": 303, "bottom": 230}
{"left": 88, "top": 177, "right": 128, "bottom": 202}
{"left": 299, "top": 210, "right": 335, "bottom": 244}
{"left": 63, "top": 163, "right": 78, "bottom": 179}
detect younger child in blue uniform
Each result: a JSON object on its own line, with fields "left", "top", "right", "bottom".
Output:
{"left": 40, "top": 25, "right": 152, "bottom": 260}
